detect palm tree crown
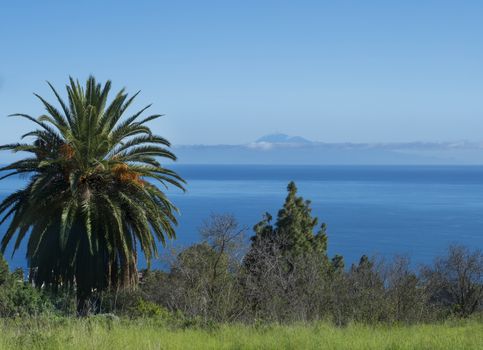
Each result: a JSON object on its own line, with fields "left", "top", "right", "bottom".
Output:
{"left": 0, "top": 76, "right": 185, "bottom": 310}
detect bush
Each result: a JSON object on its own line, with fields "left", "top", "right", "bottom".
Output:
{"left": 0, "top": 278, "right": 53, "bottom": 317}
{"left": 421, "top": 245, "right": 483, "bottom": 317}
{"left": 129, "top": 299, "right": 172, "bottom": 319}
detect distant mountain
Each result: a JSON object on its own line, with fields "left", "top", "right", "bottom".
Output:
{"left": 2, "top": 134, "right": 483, "bottom": 165}
{"left": 171, "top": 135, "right": 483, "bottom": 165}
{"left": 256, "top": 133, "right": 312, "bottom": 144}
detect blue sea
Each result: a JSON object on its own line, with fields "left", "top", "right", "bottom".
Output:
{"left": 1, "top": 165, "right": 483, "bottom": 269}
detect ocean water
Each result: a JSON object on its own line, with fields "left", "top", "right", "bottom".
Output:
{"left": 1, "top": 165, "right": 483, "bottom": 269}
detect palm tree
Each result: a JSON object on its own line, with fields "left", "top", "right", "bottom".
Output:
{"left": 0, "top": 76, "right": 185, "bottom": 314}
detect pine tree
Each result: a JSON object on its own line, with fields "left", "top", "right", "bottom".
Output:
{"left": 331, "top": 254, "right": 345, "bottom": 273}
{"left": 275, "top": 181, "right": 328, "bottom": 257}
{"left": 245, "top": 181, "right": 331, "bottom": 269}
{"left": 242, "top": 182, "right": 341, "bottom": 320}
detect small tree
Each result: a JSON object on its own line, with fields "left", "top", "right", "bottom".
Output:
{"left": 386, "top": 256, "right": 428, "bottom": 323}
{"left": 244, "top": 181, "right": 330, "bottom": 271}
{"left": 346, "top": 255, "right": 387, "bottom": 323}
{"left": 421, "top": 245, "right": 483, "bottom": 317}
{"left": 162, "top": 214, "right": 246, "bottom": 322}
{"left": 170, "top": 243, "right": 223, "bottom": 318}
{"left": 242, "top": 182, "right": 337, "bottom": 321}
{"left": 200, "top": 213, "right": 247, "bottom": 274}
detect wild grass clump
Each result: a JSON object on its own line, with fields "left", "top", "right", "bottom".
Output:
{"left": 0, "top": 316, "right": 482, "bottom": 350}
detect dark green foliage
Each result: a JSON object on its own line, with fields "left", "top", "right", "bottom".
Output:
{"left": 0, "top": 281, "right": 52, "bottom": 317}
{"left": 0, "top": 76, "right": 185, "bottom": 314}
{"left": 0, "top": 253, "right": 8, "bottom": 286}
{"left": 45, "top": 288, "right": 77, "bottom": 316}
{"left": 0, "top": 263, "right": 53, "bottom": 317}
{"left": 346, "top": 255, "right": 387, "bottom": 323}
{"left": 128, "top": 299, "right": 172, "bottom": 319}
{"left": 137, "top": 270, "right": 170, "bottom": 306}
{"left": 331, "top": 254, "right": 345, "bottom": 273}
{"left": 275, "top": 181, "right": 328, "bottom": 256}
{"left": 244, "top": 182, "right": 332, "bottom": 280}
{"left": 247, "top": 182, "right": 328, "bottom": 260}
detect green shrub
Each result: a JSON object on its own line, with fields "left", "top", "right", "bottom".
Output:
{"left": 0, "top": 262, "right": 53, "bottom": 317}
{"left": 0, "top": 281, "right": 53, "bottom": 317}
{"left": 129, "top": 299, "right": 172, "bottom": 319}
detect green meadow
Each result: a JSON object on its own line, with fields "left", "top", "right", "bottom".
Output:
{"left": 0, "top": 318, "right": 482, "bottom": 350}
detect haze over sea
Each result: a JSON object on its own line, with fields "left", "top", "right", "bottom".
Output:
{"left": 1, "top": 164, "right": 483, "bottom": 269}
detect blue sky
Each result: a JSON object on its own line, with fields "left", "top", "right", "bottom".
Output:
{"left": 0, "top": 1, "right": 482, "bottom": 145}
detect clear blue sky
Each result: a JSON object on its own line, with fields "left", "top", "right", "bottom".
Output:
{"left": 0, "top": 1, "right": 482, "bottom": 145}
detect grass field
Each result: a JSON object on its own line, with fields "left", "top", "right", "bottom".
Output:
{"left": 0, "top": 317, "right": 481, "bottom": 350}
